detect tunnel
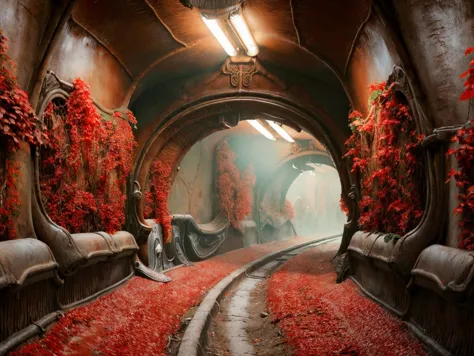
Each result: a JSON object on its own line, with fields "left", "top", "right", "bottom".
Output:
{"left": 0, "top": 0, "right": 474, "bottom": 355}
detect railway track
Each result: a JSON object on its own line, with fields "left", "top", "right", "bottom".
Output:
{"left": 174, "top": 234, "right": 342, "bottom": 356}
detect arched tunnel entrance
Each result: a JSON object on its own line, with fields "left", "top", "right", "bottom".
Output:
{"left": 125, "top": 95, "right": 354, "bottom": 270}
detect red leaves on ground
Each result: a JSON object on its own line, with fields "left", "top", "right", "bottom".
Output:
{"left": 11, "top": 237, "right": 314, "bottom": 356}
{"left": 40, "top": 80, "right": 137, "bottom": 234}
{"left": 343, "top": 83, "right": 424, "bottom": 236}
{"left": 460, "top": 47, "right": 474, "bottom": 101}
{"left": 267, "top": 245, "right": 426, "bottom": 356}
{"left": 216, "top": 141, "right": 255, "bottom": 228}
{"left": 0, "top": 29, "right": 46, "bottom": 241}
{"left": 144, "top": 160, "right": 173, "bottom": 243}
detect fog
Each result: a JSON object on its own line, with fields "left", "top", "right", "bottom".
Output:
{"left": 286, "top": 164, "right": 346, "bottom": 237}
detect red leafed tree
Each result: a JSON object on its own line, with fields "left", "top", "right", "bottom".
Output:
{"left": 343, "top": 82, "right": 425, "bottom": 237}
{"left": 446, "top": 47, "right": 474, "bottom": 250}
{"left": 0, "top": 29, "right": 46, "bottom": 240}
{"left": 144, "top": 160, "right": 173, "bottom": 243}
{"left": 40, "top": 79, "right": 138, "bottom": 234}
{"left": 216, "top": 141, "right": 256, "bottom": 228}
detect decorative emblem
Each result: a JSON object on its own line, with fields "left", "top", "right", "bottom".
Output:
{"left": 223, "top": 58, "right": 258, "bottom": 88}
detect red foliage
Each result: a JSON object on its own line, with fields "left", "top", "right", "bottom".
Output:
{"left": 216, "top": 141, "right": 255, "bottom": 228}
{"left": 0, "top": 29, "right": 46, "bottom": 240}
{"left": 267, "top": 245, "right": 427, "bottom": 355}
{"left": 343, "top": 83, "right": 424, "bottom": 236}
{"left": 0, "top": 30, "right": 46, "bottom": 150}
{"left": 12, "top": 236, "right": 313, "bottom": 356}
{"left": 40, "top": 80, "right": 137, "bottom": 234}
{"left": 446, "top": 47, "right": 474, "bottom": 250}
{"left": 460, "top": 47, "right": 474, "bottom": 101}
{"left": 339, "top": 196, "right": 349, "bottom": 216}
{"left": 97, "top": 111, "right": 137, "bottom": 233}
{"left": 144, "top": 160, "right": 173, "bottom": 243}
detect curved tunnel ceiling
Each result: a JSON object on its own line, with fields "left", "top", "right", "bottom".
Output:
{"left": 70, "top": 0, "right": 371, "bottom": 104}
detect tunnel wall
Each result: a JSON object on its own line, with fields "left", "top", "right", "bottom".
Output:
{"left": 168, "top": 130, "right": 228, "bottom": 223}
{"left": 346, "top": 9, "right": 401, "bottom": 115}
{"left": 0, "top": 0, "right": 55, "bottom": 241}
{"left": 45, "top": 19, "right": 132, "bottom": 109}
{"left": 0, "top": 0, "right": 53, "bottom": 89}
{"left": 392, "top": 0, "right": 474, "bottom": 249}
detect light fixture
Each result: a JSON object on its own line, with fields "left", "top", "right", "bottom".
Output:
{"left": 200, "top": 5, "right": 258, "bottom": 58}
{"left": 229, "top": 11, "right": 259, "bottom": 57}
{"left": 248, "top": 120, "right": 275, "bottom": 140}
{"left": 201, "top": 16, "right": 238, "bottom": 57}
{"left": 266, "top": 120, "right": 295, "bottom": 142}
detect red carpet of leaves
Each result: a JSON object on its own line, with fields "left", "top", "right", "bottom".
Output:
{"left": 267, "top": 243, "right": 427, "bottom": 356}
{"left": 11, "top": 236, "right": 314, "bottom": 356}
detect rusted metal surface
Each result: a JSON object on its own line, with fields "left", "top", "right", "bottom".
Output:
{"left": 407, "top": 244, "right": 474, "bottom": 355}
{"left": 345, "top": 10, "right": 401, "bottom": 114}
{"left": 46, "top": 19, "right": 132, "bottom": 108}
{"left": 393, "top": 0, "right": 474, "bottom": 127}
{"left": 0, "top": 0, "right": 53, "bottom": 89}
{"left": 0, "top": 239, "right": 61, "bottom": 343}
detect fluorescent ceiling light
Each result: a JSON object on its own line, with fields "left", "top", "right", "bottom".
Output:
{"left": 266, "top": 120, "right": 295, "bottom": 142}
{"left": 202, "top": 16, "right": 238, "bottom": 57}
{"left": 248, "top": 120, "right": 275, "bottom": 140}
{"left": 229, "top": 12, "right": 259, "bottom": 57}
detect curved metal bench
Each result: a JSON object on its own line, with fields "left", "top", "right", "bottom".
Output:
{"left": 0, "top": 239, "right": 61, "bottom": 344}
{"left": 145, "top": 214, "right": 229, "bottom": 272}
{"left": 406, "top": 245, "right": 474, "bottom": 355}
{"left": 173, "top": 213, "right": 229, "bottom": 261}
{"left": 347, "top": 230, "right": 437, "bottom": 315}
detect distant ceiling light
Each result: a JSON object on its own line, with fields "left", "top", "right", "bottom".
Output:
{"left": 248, "top": 120, "right": 275, "bottom": 140}
{"left": 201, "top": 16, "right": 238, "bottom": 57}
{"left": 266, "top": 120, "right": 295, "bottom": 142}
{"left": 229, "top": 11, "right": 259, "bottom": 57}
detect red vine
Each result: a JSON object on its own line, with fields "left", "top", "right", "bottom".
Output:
{"left": 40, "top": 79, "right": 137, "bottom": 234}
{"left": 446, "top": 47, "right": 474, "bottom": 250}
{"left": 144, "top": 160, "right": 173, "bottom": 243}
{"left": 339, "top": 196, "right": 349, "bottom": 216}
{"left": 216, "top": 141, "right": 255, "bottom": 228}
{"left": 343, "top": 82, "right": 424, "bottom": 237}
{"left": 0, "top": 29, "right": 46, "bottom": 240}
{"left": 460, "top": 47, "right": 474, "bottom": 101}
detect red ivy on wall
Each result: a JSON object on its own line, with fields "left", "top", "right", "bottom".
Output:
{"left": 460, "top": 47, "right": 474, "bottom": 101}
{"left": 446, "top": 47, "right": 474, "bottom": 250}
{"left": 0, "top": 29, "right": 46, "bottom": 240}
{"left": 40, "top": 79, "right": 137, "bottom": 234}
{"left": 216, "top": 141, "right": 256, "bottom": 229}
{"left": 144, "top": 160, "right": 173, "bottom": 243}
{"left": 343, "top": 82, "right": 425, "bottom": 237}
